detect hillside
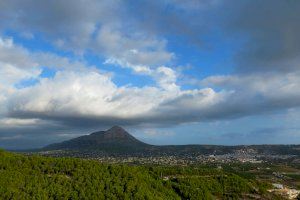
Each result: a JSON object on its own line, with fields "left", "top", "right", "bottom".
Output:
{"left": 0, "top": 150, "right": 282, "bottom": 200}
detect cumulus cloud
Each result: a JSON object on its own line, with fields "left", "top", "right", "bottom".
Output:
{"left": 6, "top": 65, "right": 300, "bottom": 131}
{"left": 97, "top": 26, "right": 174, "bottom": 68}
{"left": 201, "top": 71, "right": 300, "bottom": 119}
{"left": 0, "top": 38, "right": 37, "bottom": 70}
{"left": 0, "top": 37, "right": 94, "bottom": 86}
{"left": 0, "top": 38, "right": 224, "bottom": 130}
{"left": 0, "top": 38, "right": 40, "bottom": 85}
{"left": 5, "top": 70, "right": 220, "bottom": 127}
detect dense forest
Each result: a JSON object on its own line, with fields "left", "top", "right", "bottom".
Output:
{"left": 0, "top": 150, "right": 282, "bottom": 199}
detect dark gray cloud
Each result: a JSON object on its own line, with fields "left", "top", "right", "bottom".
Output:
{"left": 124, "top": 0, "right": 209, "bottom": 46}
{"left": 2, "top": 0, "right": 299, "bottom": 73}
{"left": 0, "top": 118, "right": 113, "bottom": 150}
{"left": 224, "top": 0, "right": 300, "bottom": 72}
{"left": 219, "top": 127, "right": 300, "bottom": 145}
{"left": 109, "top": 0, "right": 300, "bottom": 73}
{"left": 0, "top": 0, "right": 122, "bottom": 49}
{"left": 127, "top": 0, "right": 300, "bottom": 73}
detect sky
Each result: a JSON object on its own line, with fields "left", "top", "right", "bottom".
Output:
{"left": 1, "top": 0, "right": 300, "bottom": 149}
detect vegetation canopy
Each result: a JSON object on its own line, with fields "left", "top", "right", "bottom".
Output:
{"left": 0, "top": 150, "right": 282, "bottom": 200}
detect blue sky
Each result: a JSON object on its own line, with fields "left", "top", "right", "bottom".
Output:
{"left": 1, "top": 0, "right": 300, "bottom": 149}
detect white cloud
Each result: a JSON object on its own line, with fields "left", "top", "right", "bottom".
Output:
{"left": 0, "top": 38, "right": 41, "bottom": 85}
{"left": 0, "top": 37, "right": 37, "bottom": 69}
{"left": 0, "top": 37, "right": 179, "bottom": 126}
{"left": 0, "top": 59, "right": 222, "bottom": 128}
{"left": 96, "top": 26, "right": 174, "bottom": 67}
{"left": 201, "top": 71, "right": 300, "bottom": 118}
{"left": 0, "top": 118, "right": 40, "bottom": 127}
{"left": 0, "top": 134, "right": 23, "bottom": 141}
{"left": 6, "top": 70, "right": 188, "bottom": 120}
{"left": 141, "top": 129, "right": 175, "bottom": 138}
{"left": 105, "top": 57, "right": 179, "bottom": 91}
{"left": 2, "top": 35, "right": 300, "bottom": 130}
{"left": 154, "top": 66, "right": 179, "bottom": 91}
{"left": 2, "top": 36, "right": 300, "bottom": 129}
{"left": 0, "top": 62, "right": 40, "bottom": 86}
{"left": 202, "top": 71, "right": 300, "bottom": 100}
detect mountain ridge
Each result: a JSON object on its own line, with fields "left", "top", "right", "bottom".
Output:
{"left": 42, "top": 126, "right": 300, "bottom": 156}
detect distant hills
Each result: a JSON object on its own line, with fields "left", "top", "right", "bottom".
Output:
{"left": 42, "top": 126, "right": 300, "bottom": 157}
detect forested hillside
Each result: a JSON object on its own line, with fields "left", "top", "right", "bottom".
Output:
{"left": 0, "top": 150, "right": 280, "bottom": 200}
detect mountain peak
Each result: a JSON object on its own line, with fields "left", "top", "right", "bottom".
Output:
{"left": 104, "top": 126, "right": 132, "bottom": 139}
{"left": 108, "top": 125, "right": 126, "bottom": 132}
{"left": 43, "top": 125, "right": 149, "bottom": 152}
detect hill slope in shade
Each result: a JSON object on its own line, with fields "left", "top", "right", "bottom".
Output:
{"left": 43, "top": 126, "right": 151, "bottom": 153}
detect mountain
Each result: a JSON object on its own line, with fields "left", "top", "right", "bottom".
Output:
{"left": 42, "top": 126, "right": 300, "bottom": 157}
{"left": 43, "top": 126, "right": 151, "bottom": 153}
